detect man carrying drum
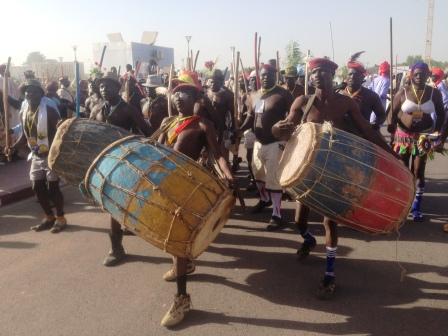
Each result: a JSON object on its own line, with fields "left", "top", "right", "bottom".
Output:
{"left": 240, "top": 64, "right": 293, "bottom": 231}
{"left": 158, "top": 70, "right": 234, "bottom": 327}
{"left": 272, "top": 57, "right": 396, "bottom": 298}
{"left": 388, "top": 61, "right": 445, "bottom": 222}
{"left": 90, "top": 72, "right": 152, "bottom": 266}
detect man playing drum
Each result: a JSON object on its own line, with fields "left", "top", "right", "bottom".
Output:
{"left": 273, "top": 57, "right": 396, "bottom": 298}
{"left": 240, "top": 64, "right": 293, "bottom": 231}
{"left": 158, "top": 70, "right": 234, "bottom": 327}
{"left": 90, "top": 72, "right": 153, "bottom": 266}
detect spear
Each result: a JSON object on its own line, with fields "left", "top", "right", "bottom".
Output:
{"left": 2, "top": 57, "right": 11, "bottom": 161}
{"left": 276, "top": 50, "right": 280, "bottom": 84}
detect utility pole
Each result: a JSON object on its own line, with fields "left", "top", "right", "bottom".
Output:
{"left": 424, "top": 0, "right": 435, "bottom": 66}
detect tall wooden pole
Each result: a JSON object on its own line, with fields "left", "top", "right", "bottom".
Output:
{"left": 234, "top": 51, "right": 240, "bottom": 127}
{"left": 276, "top": 50, "right": 280, "bottom": 84}
{"left": 167, "top": 64, "right": 174, "bottom": 117}
{"left": 239, "top": 57, "right": 248, "bottom": 94}
{"left": 254, "top": 32, "right": 260, "bottom": 90}
{"left": 304, "top": 50, "right": 310, "bottom": 96}
{"left": 389, "top": 17, "right": 394, "bottom": 116}
{"left": 193, "top": 50, "right": 200, "bottom": 72}
{"left": 2, "top": 57, "right": 11, "bottom": 161}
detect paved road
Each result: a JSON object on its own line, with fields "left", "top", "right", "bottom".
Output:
{"left": 0, "top": 155, "right": 447, "bottom": 336}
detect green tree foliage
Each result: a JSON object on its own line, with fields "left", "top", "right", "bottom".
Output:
{"left": 284, "top": 41, "right": 303, "bottom": 68}
{"left": 402, "top": 55, "right": 448, "bottom": 68}
{"left": 24, "top": 51, "right": 46, "bottom": 65}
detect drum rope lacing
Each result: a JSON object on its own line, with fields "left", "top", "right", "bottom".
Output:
{"left": 85, "top": 137, "right": 230, "bottom": 257}
{"left": 293, "top": 122, "right": 413, "bottom": 234}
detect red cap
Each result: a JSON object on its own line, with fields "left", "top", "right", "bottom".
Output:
{"left": 308, "top": 58, "right": 338, "bottom": 73}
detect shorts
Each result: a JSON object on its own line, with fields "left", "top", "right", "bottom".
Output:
{"left": 252, "top": 140, "right": 285, "bottom": 191}
{"left": 30, "top": 156, "right": 59, "bottom": 182}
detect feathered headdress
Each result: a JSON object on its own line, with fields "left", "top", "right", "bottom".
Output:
{"left": 347, "top": 51, "right": 366, "bottom": 75}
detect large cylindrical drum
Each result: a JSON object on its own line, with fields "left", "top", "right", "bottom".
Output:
{"left": 278, "top": 122, "right": 415, "bottom": 234}
{"left": 48, "top": 118, "right": 130, "bottom": 185}
{"left": 85, "top": 135, "right": 235, "bottom": 259}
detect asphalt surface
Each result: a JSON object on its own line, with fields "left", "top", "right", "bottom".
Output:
{"left": 0, "top": 154, "right": 447, "bottom": 336}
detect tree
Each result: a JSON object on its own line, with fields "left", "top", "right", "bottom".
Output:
{"left": 284, "top": 41, "right": 303, "bottom": 68}
{"left": 24, "top": 51, "right": 46, "bottom": 65}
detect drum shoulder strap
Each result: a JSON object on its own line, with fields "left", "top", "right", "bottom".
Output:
{"left": 301, "top": 94, "right": 316, "bottom": 124}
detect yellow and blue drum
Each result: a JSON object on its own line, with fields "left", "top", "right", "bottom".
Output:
{"left": 85, "top": 135, "right": 235, "bottom": 259}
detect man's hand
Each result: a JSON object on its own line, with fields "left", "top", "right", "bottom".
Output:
{"left": 272, "top": 119, "right": 295, "bottom": 141}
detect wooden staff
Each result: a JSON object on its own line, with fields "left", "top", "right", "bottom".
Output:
{"left": 167, "top": 64, "right": 174, "bottom": 117}
{"left": 304, "top": 49, "right": 310, "bottom": 95}
{"left": 75, "top": 61, "right": 81, "bottom": 117}
{"left": 234, "top": 51, "right": 240, "bottom": 127}
{"left": 193, "top": 50, "right": 200, "bottom": 71}
{"left": 190, "top": 50, "right": 194, "bottom": 71}
{"left": 117, "top": 65, "right": 121, "bottom": 77}
{"left": 99, "top": 45, "right": 107, "bottom": 69}
{"left": 254, "top": 32, "right": 260, "bottom": 90}
{"left": 276, "top": 50, "right": 280, "bottom": 84}
{"left": 3, "top": 57, "right": 11, "bottom": 161}
{"left": 389, "top": 17, "right": 394, "bottom": 116}
{"left": 239, "top": 57, "right": 248, "bottom": 93}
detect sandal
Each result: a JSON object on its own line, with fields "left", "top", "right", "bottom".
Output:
{"left": 31, "top": 216, "right": 55, "bottom": 232}
{"left": 50, "top": 216, "right": 67, "bottom": 233}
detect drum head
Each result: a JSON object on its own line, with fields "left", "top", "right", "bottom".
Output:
{"left": 278, "top": 122, "right": 319, "bottom": 188}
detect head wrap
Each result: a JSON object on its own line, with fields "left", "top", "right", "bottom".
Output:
{"left": 308, "top": 58, "right": 338, "bottom": 73}
{"left": 431, "top": 67, "right": 445, "bottom": 85}
{"left": 378, "top": 61, "right": 390, "bottom": 76}
{"left": 410, "top": 61, "right": 430, "bottom": 75}
{"left": 347, "top": 51, "right": 366, "bottom": 75}
{"left": 172, "top": 70, "right": 201, "bottom": 94}
{"left": 260, "top": 63, "right": 276, "bottom": 73}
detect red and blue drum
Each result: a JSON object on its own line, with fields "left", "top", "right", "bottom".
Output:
{"left": 278, "top": 122, "right": 415, "bottom": 234}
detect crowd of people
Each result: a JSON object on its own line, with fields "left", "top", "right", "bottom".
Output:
{"left": 1, "top": 53, "right": 448, "bottom": 327}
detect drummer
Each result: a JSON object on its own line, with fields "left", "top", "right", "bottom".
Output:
{"left": 239, "top": 64, "right": 293, "bottom": 231}
{"left": 90, "top": 71, "right": 153, "bottom": 267}
{"left": 387, "top": 61, "right": 445, "bottom": 221}
{"left": 158, "top": 70, "right": 234, "bottom": 327}
{"left": 272, "top": 57, "right": 396, "bottom": 298}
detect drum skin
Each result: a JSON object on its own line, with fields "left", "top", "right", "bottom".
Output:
{"left": 85, "top": 135, "right": 235, "bottom": 259}
{"left": 279, "top": 122, "right": 415, "bottom": 234}
{"left": 48, "top": 118, "right": 130, "bottom": 185}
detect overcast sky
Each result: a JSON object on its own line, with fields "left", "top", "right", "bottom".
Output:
{"left": 2, "top": 0, "right": 447, "bottom": 71}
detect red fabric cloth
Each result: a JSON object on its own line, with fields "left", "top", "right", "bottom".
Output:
{"left": 379, "top": 61, "right": 390, "bottom": 76}
{"left": 431, "top": 67, "right": 444, "bottom": 85}
{"left": 347, "top": 61, "right": 366, "bottom": 75}
{"left": 308, "top": 58, "right": 338, "bottom": 72}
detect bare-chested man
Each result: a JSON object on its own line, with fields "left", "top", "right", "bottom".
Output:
{"left": 90, "top": 72, "right": 152, "bottom": 266}
{"left": 273, "top": 58, "right": 396, "bottom": 298}
{"left": 206, "top": 69, "right": 235, "bottom": 162}
{"left": 158, "top": 71, "right": 234, "bottom": 327}
{"left": 141, "top": 74, "right": 168, "bottom": 131}
{"left": 240, "top": 64, "right": 293, "bottom": 230}
{"left": 338, "top": 56, "right": 386, "bottom": 131}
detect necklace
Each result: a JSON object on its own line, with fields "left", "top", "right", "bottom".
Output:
{"left": 345, "top": 87, "right": 362, "bottom": 99}
{"left": 411, "top": 84, "right": 426, "bottom": 115}
{"left": 261, "top": 85, "right": 278, "bottom": 95}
